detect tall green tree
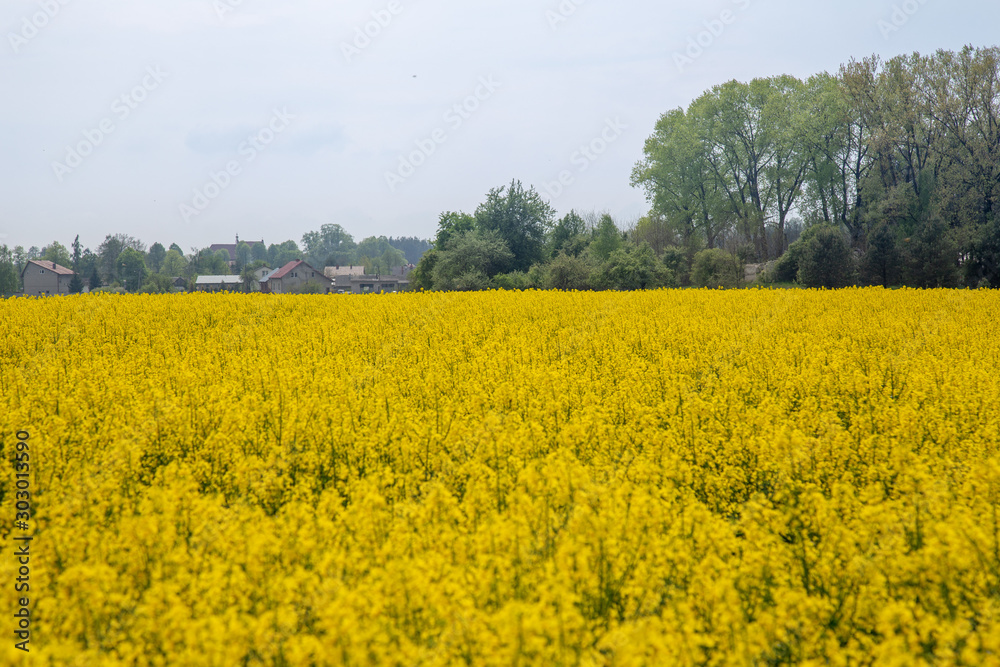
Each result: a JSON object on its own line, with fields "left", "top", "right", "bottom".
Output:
{"left": 548, "top": 210, "right": 588, "bottom": 257}
{"left": 797, "top": 226, "right": 856, "bottom": 288}
{"left": 40, "top": 241, "right": 72, "bottom": 268}
{"left": 235, "top": 242, "right": 251, "bottom": 272}
{"left": 160, "top": 249, "right": 188, "bottom": 277}
{"left": 589, "top": 215, "right": 624, "bottom": 262}
{"left": 632, "top": 107, "right": 728, "bottom": 251}
{"left": 434, "top": 211, "right": 476, "bottom": 250}
{"left": 431, "top": 229, "right": 513, "bottom": 290}
{"left": 98, "top": 234, "right": 145, "bottom": 284}
{"left": 267, "top": 241, "right": 303, "bottom": 268}
{"left": 302, "top": 224, "right": 356, "bottom": 267}
{"left": 0, "top": 246, "right": 20, "bottom": 295}
{"left": 387, "top": 237, "right": 432, "bottom": 265}
{"left": 147, "top": 242, "right": 167, "bottom": 273}
{"left": 118, "top": 248, "right": 149, "bottom": 292}
{"left": 474, "top": 180, "right": 555, "bottom": 273}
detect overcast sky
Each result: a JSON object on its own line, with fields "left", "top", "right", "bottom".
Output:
{"left": 2, "top": 0, "right": 997, "bottom": 254}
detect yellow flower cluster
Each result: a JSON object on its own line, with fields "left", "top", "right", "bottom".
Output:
{"left": 1, "top": 289, "right": 999, "bottom": 666}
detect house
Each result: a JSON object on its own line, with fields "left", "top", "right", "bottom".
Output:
{"left": 347, "top": 275, "right": 410, "bottom": 294}
{"left": 324, "top": 265, "right": 412, "bottom": 293}
{"left": 323, "top": 265, "right": 367, "bottom": 280}
{"left": 195, "top": 275, "right": 243, "bottom": 292}
{"left": 261, "top": 260, "right": 333, "bottom": 294}
{"left": 324, "top": 265, "right": 367, "bottom": 293}
{"left": 21, "top": 260, "right": 76, "bottom": 296}
{"left": 209, "top": 235, "right": 266, "bottom": 268}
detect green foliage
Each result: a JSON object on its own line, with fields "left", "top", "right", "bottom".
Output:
{"left": 631, "top": 214, "right": 674, "bottom": 257}
{"left": 964, "top": 217, "right": 1000, "bottom": 288}
{"left": 410, "top": 249, "right": 438, "bottom": 290}
{"left": 475, "top": 180, "right": 555, "bottom": 273}
{"left": 69, "top": 273, "right": 84, "bottom": 294}
{"left": 450, "top": 271, "right": 491, "bottom": 292}
{"left": 387, "top": 237, "right": 432, "bottom": 265}
{"left": 0, "top": 247, "right": 19, "bottom": 295}
{"left": 160, "top": 249, "right": 187, "bottom": 277}
{"left": 492, "top": 271, "right": 530, "bottom": 291}
{"left": 596, "top": 243, "right": 672, "bottom": 290}
{"left": 251, "top": 243, "right": 268, "bottom": 263}
{"left": 235, "top": 242, "right": 251, "bottom": 271}
{"left": 546, "top": 252, "right": 594, "bottom": 291}
{"left": 302, "top": 224, "right": 356, "bottom": 267}
{"left": 139, "top": 273, "right": 176, "bottom": 294}
{"left": 861, "top": 223, "right": 902, "bottom": 287}
{"left": 40, "top": 241, "right": 72, "bottom": 268}
{"left": 431, "top": 230, "right": 513, "bottom": 291}
{"left": 187, "top": 248, "right": 229, "bottom": 277}
{"left": 661, "top": 246, "right": 690, "bottom": 286}
{"left": 589, "top": 215, "right": 624, "bottom": 262}
{"left": 691, "top": 249, "right": 742, "bottom": 288}
{"left": 548, "top": 211, "right": 588, "bottom": 258}
{"left": 147, "top": 242, "right": 167, "bottom": 273}
{"left": 434, "top": 211, "right": 476, "bottom": 250}
{"left": 797, "top": 225, "right": 856, "bottom": 288}
{"left": 98, "top": 234, "right": 144, "bottom": 284}
{"left": 118, "top": 248, "right": 149, "bottom": 292}
{"left": 902, "top": 217, "right": 961, "bottom": 288}
{"left": 356, "top": 237, "right": 406, "bottom": 274}
{"left": 267, "top": 241, "right": 303, "bottom": 268}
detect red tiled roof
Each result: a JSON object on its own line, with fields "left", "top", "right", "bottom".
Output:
{"left": 265, "top": 260, "right": 331, "bottom": 283}
{"left": 26, "top": 260, "right": 75, "bottom": 276}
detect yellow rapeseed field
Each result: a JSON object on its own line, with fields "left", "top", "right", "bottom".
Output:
{"left": 1, "top": 289, "right": 999, "bottom": 666}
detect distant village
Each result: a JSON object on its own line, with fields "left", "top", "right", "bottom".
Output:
{"left": 2, "top": 229, "right": 430, "bottom": 298}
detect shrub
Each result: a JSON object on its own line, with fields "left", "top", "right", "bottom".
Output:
{"left": 902, "top": 217, "right": 960, "bottom": 288}
{"left": 493, "top": 271, "right": 531, "bottom": 291}
{"left": 546, "top": 253, "right": 593, "bottom": 291}
{"left": 691, "top": 249, "right": 741, "bottom": 288}
{"left": 797, "top": 225, "right": 856, "bottom": 288}
{"left": 860, "top": 223, "right": 902, "bottom": 287}
{"left": 661, "top": 247, "right": 690, "bottom": 286}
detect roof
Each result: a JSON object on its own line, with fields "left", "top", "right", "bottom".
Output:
{"left": 265, "top": 259, "right": 329, "bottom": 282}
{"left": 324, "top": 265, "right": 367, "bottom": 278}
{"left": 23, "top": 260, "right": 75, "bottom": 277}
{"left": 195, "top": 275, "right": 242, "bottom": 285}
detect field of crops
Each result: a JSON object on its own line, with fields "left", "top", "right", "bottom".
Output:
{"left": 1, "top": 289, "right": 999, "bottom": 666}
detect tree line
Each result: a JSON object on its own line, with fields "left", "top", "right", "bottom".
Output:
{"left": 0, "top": 231, "right": 431, "bottom": 295}
{"left": 631, "top": 44, "right": 1000, "bottom": 288}
{"left": 408, "top": 45, "right": 999, "bottom": 291}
